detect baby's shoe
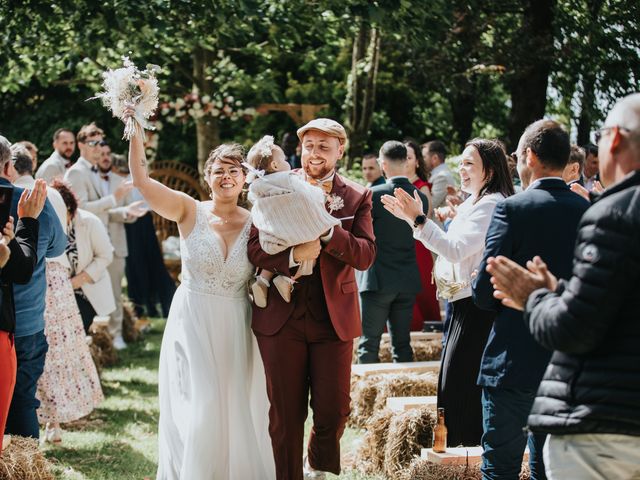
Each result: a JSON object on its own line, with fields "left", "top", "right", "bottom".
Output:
{"left": 251, "top": 276, "right": 270, "bottom": 308}
{"left": 273, "top": 275, "right": 294, "bottom": 303}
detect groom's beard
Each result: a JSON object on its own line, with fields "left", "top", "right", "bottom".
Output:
{"left": 303, "top": 163, "right": 336, "bottom": 180}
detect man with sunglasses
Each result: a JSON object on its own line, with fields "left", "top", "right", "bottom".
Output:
{"left": 65, "top": 124, "right": 145, "bottom": 349}
{"left": 64, "top": 124, "right": 133, "bottom": 227}
{"left": 485, "top": 92, "right": 640, "bottom": 479}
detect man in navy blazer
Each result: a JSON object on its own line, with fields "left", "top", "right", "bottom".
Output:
{"left": 473, "top": 120, "right": 589, "bottom": 480}
{"left": 357, "top": 141, "right": 428, "bottom": 363}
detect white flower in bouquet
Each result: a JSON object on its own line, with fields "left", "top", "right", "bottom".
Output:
{"left": 92, "top": 56, "right": 160, "bottom": 140}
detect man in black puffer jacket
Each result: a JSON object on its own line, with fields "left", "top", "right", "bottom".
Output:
{"left": 486, "top": 92, "right": 640, "bottom": 479}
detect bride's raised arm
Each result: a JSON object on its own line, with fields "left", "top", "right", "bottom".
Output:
{"left": 128, "top": 125, "right": 194, "bottom": 225}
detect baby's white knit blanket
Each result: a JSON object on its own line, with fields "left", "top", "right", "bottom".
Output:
{"left": 248, "top": 172, "right": 340, "bottom": 254}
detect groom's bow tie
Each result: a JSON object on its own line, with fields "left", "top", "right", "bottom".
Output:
{"left": 308, "top": 178, "right": 333, "bottom": 194}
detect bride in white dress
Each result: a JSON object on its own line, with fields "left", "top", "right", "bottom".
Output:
{"left": 127, "top": 127, "right": 275, "bottom": 479}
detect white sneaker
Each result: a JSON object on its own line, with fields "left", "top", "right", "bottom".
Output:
{"left": 113, "top": 335, "right": 128, "bottom": 351}
{"left": 303, "top": 456, "right": 326, "bottom": 479}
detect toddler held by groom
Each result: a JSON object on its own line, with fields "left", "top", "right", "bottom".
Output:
{"left": 248, "top": 118, "right": 376, "bottom": 480}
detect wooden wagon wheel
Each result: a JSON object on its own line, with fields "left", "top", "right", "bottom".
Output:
{"left": 148, "top": 161, "right": 209, "bottom": 282}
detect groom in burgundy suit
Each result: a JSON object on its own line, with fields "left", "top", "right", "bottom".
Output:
{"left": 248, "top": 118, "right": 376, "bottom": 479}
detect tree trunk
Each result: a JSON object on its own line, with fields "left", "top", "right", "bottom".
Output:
{"left": 450, "top": 84, "right": 476, "bottom": 149}
{"left": 346, "top": 22, "right": 381, "bottom": 167}
{"left": 576, "top": 0, "right": 604, "bottom": 146}
{"left": 448, "top": 7, "right": 479, "bottom": 149}
{"left": 193, "top": 47, "right": 220, "bottom": 175}
{"left": 506, "top": 0, "right": 555, "bottom": 151}
{"left": 576, "top": 74, "right": 596, "bottom": 145}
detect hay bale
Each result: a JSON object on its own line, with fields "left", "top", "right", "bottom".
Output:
{"left": 350, "top": 375, "right": 383, "bottom": 428}
{"left": 380, "top": 339, "right": 442, "bottom": 363}
{"left": 89, "top": 327, "right": 118, "bottom": 373}
{"left": 355, "top": 406, "right": 437, "bottom": 479}
{"left": 373, "top": 373, "right": 438, "bottom": 412}
{"left": 0, "top": 436, "right": 54, "bottom": 480}
{"left": 398, "top": 458, "right": 531, "bottom": 480}
{"left": 353, "top": 338, "right": 443, "bottom": 364}
{"left": 354, "top": 408, "right": 395, "bottom": 474}
{"left": 384, "top": 407, "right": 437, "bottom": 479}
{"left": 349, "top": 372, "right": 439, "bottom": 428}
{"left": 122, "top": 300, "right": 140, "bottom": 343}
{"left": 400, "top": 459, "right": 481, "bottom": 480}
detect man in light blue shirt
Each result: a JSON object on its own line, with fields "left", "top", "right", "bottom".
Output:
{"left": 0, "top": 135, "right": 66, "bottom": 439}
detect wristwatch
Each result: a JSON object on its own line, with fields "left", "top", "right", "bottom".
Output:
{"left": 413, "top": 214, "right": 427, "bottom": 229}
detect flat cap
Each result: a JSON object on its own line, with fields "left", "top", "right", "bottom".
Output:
{"left": 297, "top": 118, "right": 347, "bottom": 144}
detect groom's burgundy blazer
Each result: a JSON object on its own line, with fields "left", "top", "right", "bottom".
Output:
{"left": 248, "top": 172, "right": 376, "bottom": 341}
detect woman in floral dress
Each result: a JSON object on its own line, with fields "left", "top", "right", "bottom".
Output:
{"left": 36, "top": 180, "right": 103, "bottom": 443}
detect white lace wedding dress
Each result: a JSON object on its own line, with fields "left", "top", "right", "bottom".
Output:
{"left": 157, "top": 202, "right": 275, "bottom": 479}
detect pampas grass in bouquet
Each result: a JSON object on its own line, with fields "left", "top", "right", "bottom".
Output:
{"left": 92, "top": 56, "right": 160, "bottom": 140}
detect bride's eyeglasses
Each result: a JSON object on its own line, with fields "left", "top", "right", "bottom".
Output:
{"left": 210, "top": 167, "right": 243, "bottom": 178}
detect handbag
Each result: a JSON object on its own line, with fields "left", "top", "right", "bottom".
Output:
{"left": 432, "top": 255, "right": 469, "bottom": 300}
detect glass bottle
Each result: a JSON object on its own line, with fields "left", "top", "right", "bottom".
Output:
{"left": 432, "top": 407, "right": 447, "bottom": 453}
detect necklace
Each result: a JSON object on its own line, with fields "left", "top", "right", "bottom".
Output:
{"left": 209, "top": 209, "right": 232, "bottom": 225}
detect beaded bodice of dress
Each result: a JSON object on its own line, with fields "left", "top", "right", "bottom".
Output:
{"left": 180, "top": 202, "right": 253, "bottom": 298}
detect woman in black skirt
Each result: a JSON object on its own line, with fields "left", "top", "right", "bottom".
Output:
{"left": 382, "top": 138, "right": 514, "bottom": 446}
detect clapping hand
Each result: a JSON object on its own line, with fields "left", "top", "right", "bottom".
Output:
{"left": 446, "top": 185, "right": 463, "bottom": 207}
{"left": 17, "top": 179, "right": 47, "bottom": 219}
{"left": 381, "top": 188, "right": 424, "bottom": 226}
{"left": 114, "top": 180, "right": 134, "bottom": 202}
{"left": 571, "top": 181, "right": 604, "bottom": 201}
{"left": 0, "top": 243, "right": 10, "bottom": 268}
{"left": 126, "top": 200, "right": 149, "bottom": 218}
{"left": 2, "top": 216, "right": 15, "bottom": 245}
{"left": 486, "top": 255, "right": 558, "bottom": 311}
{"left": 570, "top": 182, "right": 590, "bottom": 200}
{"left": 435, "top": 198, "right": 458, "bottom": 223}
{"left": 0, "top": 216, "right": 13, "bottom": 268}
{"left": 592, "top": 180, "right": 604, "bottom": 193}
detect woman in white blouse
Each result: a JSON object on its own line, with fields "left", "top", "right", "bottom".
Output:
{"left": 50, "top": 181, "right": 115, "bottom": 333}
{"left": 383, "top": 138, "right": 514, "bottom": 446}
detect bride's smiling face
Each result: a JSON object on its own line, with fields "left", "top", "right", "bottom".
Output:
{"left": 206, "top": 159, "right": 246, "bottom": 200}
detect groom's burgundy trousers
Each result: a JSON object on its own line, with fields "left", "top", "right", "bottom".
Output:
{"left": 248, "top": 174, "right": 376, "bottom": 480}
{"left": 255, "top": 275, "right": 353, "bottom": 478}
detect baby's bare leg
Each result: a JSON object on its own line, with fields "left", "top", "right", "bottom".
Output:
{"left": 259, "top": 269, "right": 274, "bottom": 284}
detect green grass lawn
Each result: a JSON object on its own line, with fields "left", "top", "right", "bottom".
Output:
{"left": 43, "top": 318, "right": 383, "bottom": 479}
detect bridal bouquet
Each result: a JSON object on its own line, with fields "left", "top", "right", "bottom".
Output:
{"left": 92, "top": 56, "right": 160, "bottom": 140}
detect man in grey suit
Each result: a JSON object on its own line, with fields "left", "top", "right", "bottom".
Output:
{"left": 64, "top": 123, "right": 132, "bottom": 225}
{"left": 357, "top": 141, "right": 429, "bottom": 363}
{"left": 425, "top": 140, "right": 455, "bottom": 210}
{"left": 35, "top": 128, "right": 75, "bottom": 183}
{"left": 64, "top": 123, "right": 145, "bottom": 349}
{"left": 97, "top": 143, "right": 147, "bottom": 349}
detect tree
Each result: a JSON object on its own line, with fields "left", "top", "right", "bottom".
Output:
{"left": 345, "top": 19, "right": 381, "bottom": 164}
